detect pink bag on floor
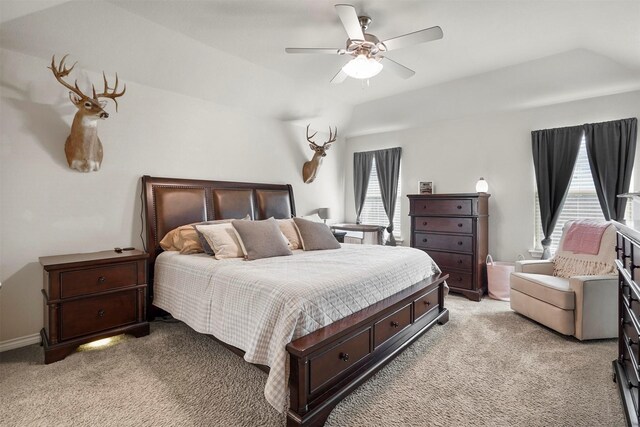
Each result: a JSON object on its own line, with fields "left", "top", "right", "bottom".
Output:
{"left": 486, "top": 255, "right": 523, "bottom": 301}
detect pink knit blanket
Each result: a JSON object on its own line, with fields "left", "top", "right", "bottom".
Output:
{"left": 562, "top": 220, "right": 610, "bottom": 255}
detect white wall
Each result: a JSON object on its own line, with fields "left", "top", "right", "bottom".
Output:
{"left": 344, "top": 90, "right": 640, "bottom": 260}
{"left": 0, "top": 48, "right": 345, "bottom": 343}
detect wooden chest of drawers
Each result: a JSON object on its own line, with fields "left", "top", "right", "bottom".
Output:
{"left": 40, "top": 250, "right": 150, "bottom": 364}
{"left": 613, "top": 222, "right": 640, "bottom": 426}
{"left": 408, "top": 193, "right": 489, "bottom": 301}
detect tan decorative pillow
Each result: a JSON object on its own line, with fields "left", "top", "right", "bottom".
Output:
{"left": 194, "top": 222, "right": 245, "bottom": 259}
{"left": 159, "top": 222, "right": 218, "bottom": 254}
{"left": 277, "top": 218, "right": 302, "bottom": 250}
{"left": 293, "top": 217, "right": 341, "bottom": 251}
{"left": 232, "top": 218, "right": 292, "bottom": 260}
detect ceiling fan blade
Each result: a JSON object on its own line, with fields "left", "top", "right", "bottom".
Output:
{"left": 330, "top": 68, "right": 348, "bottom": 84}
{"left": 381, "top": 26, "right": 443, "bottom": 51}
{"left": 382, "top": 57, "right": 415, "bottom": 79}
{"left": 335, "top": 4, "right": 364, "bottom": 41}
{"left": 285, "top": 48, "right": 343, "bottom": 54}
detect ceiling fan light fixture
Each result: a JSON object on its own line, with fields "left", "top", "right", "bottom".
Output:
{"left": 342, "top": 54, "right": 383, "bottom": 79}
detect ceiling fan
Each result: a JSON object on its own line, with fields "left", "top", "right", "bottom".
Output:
{"left": 285, "top": 4, "right": 443, "bottom": 84}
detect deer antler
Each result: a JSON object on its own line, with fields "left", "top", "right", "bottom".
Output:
{"left": 92, "top": 71, "right": 126, "bottom": 112}
{"left": 306, "top": 124, "right": 338, "bottom": 149}
{"left": 49, "top": 54, "right": 87, "bottom": 99}
{"left": 323, "top": 126, "right": 338, "bottom": 147}
{"left": 306, "top": 124, "right": 319, "bottom": 148}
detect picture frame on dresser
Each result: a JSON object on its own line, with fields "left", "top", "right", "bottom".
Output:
{"left": 407, "top": 193, "right": 490, "bottom": 301}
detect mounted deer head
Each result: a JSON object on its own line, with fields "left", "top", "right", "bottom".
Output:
{"left": 49, "top": 55, "right": 126, "bottom": 172}
{"left": 302, "top": 124, "right": 338, "bottom": 184}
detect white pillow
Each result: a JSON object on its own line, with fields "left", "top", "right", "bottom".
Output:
{"left": 194, "top": 222, "right": 244, "bottom": 259}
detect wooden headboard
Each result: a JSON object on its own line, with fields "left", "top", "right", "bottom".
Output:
{"left": 142, "top": 175, "right": 296, "bottom": 315}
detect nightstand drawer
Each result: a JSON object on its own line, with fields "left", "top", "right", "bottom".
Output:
{"left": 60, "top": 290, "right": 137, "bottom": 340}
{"left": 414, "top": 217, "right": 473, "bottom": 234}
{"left": 61, "top": 262, "right": 138, "bottom": 298}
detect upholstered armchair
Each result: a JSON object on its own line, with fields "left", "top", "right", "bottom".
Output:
{"left": 510, "top": 221, "right": 618, "bottom": 340}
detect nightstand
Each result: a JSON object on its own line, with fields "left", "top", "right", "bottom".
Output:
{"left": 333, "top": 231, "right": 347, "bottom": 243}
{"left": 40, "top": 250, "right": 150, "bottom": 364}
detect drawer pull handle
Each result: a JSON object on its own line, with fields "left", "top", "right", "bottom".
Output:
{"left": 458, "top": 241, "right": 463, "bottom": 245}
{"left": 628, "top": 380, "right": 638, "bottom": 389}
{"left": 423, "top": 300, "right": 431, "bottom": 306}
{"left": 458, "top": 223, "right": 463, "bottom": 227}
{"left": 629, "top": 337, "right": 637, "bottom": 346}
{"left": 423, "top": 221, "right": 428, "bottom": 226}
{"left": 390, "top": 321, "right": 400, "bottom": 328}
{"left": 97, "top": 309, "right": 105, "bottom": 318}
{"left": 97, "top": 276, "right": 106, "bottom": 284}
{"left": 457, "top": 259, "right": 463, "bottom": 264}
{"left": 339, "top": 352, "right": 349, "bottom": 362}
{"left": 423, "top": 238, "right": 428, "bottom": 243}
{"left": 456, "top": 277, "right": 463, "bottom": 282}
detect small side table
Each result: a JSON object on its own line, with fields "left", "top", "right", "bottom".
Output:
{"left": 331, "top": 224, "right": 385, "bottom": 245}
{"left": 332, "top": 231, "right": 347, "bottom": 243}
{"left": 40, "top": 249, "right": 150, "bottom": 364}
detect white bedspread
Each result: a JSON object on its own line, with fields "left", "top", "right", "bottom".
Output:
{"left": 153, "top": 244, "right": 442, "bottom": 412}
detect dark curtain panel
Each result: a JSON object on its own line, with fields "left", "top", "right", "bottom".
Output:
{"left": 353, "top": 151, "right": 374, "bottom": 224}
{"left": 374, "top": 147, "right": 402, "bottom": 246}
{"left": 532, "top": 126, "right": 583, "bottom": 259}
{"left": 584, "top": 118, "right": 638, "bottom": 221}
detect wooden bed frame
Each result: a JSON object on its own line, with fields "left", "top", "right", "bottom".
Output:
{"left": 142, "top": 175, "right": 449, "bottom": 427}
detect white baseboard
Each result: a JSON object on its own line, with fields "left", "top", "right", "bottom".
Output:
{"left": 0, "top": 333, "right": 41, "bottom": 352}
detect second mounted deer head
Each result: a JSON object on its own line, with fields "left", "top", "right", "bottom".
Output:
{"left": 49, "top": 55, "right": 126, "bottom": 173}
{"left": 302, "top": 124, "right": 338, "bottom": 184}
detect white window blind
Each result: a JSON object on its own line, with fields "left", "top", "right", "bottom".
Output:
{"left": 534, "top": 135, "right": 632, "bottom": 254}
{"left": 360, "top": 158, "right": 402, "bottom": 239}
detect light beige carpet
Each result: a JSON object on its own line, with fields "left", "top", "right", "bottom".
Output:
{"left": 0, "top": 296, "right": 624, "bottom": 427}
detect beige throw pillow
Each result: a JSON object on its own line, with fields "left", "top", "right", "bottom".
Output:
{"left": 293, "top": 217, "right": 341, "bottom": 251}
{"left": 277, "top": 218, "right": 302, "bottom": 250}
{"left": 160, "top": 219, "right": 233, "bottom": 254}
{"left": 231, "top": 218, "right": 292, "bottom": 260}
{"left": 194, "top": 222, "right": 245, "bottom": 259}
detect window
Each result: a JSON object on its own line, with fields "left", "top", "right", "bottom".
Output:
{"left": 360, "top": 158, "right": 402, "bottom": 239}
{"left": 534, "top": 135, "right": 631, "bottom": 254}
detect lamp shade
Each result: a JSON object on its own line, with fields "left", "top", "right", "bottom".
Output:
{"left": 342, "top": 55, "right": 383, "bottom": 79}
{"left": 475, "top": 177, "right": 489, "bottom": 193}
{"left": 317, "top": 208, "right": 331, "bottom": 220}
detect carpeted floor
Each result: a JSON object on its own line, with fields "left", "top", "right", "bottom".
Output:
{"left": 0, "top": 296, "right": 624, "bottom": 427}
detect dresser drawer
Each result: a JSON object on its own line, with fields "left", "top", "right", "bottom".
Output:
{"left": 374, "top": 304, "right": 411, "bottom": 348}
{"left": 60, "top": 290, "right": 137, "bottom": 340}
{"left": 445, "top": 271, "right": 473, "bottom": 290}
{"left": 309, "top": 329, "right": 371, "bottom": 394}
{"left": 411, "top": 199, "right": 472, "bottom": 216}
{"left": 61, "top": 262, "right": 139, "bottom": 299}
{"left": 414, "top": 217, "right": 473, "bottom": 234}
{"left": 415, "top": 233, "right": 473, "bottom": 253}
{"left": 427, "top": 250, "right": 473, "bottom": 271}
{"left": 414, "top": 288, "right": 439, "bottom": 321}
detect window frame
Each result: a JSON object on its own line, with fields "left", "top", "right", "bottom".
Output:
{"left": 359, "top": 157, "right": 402, "bottom": 240}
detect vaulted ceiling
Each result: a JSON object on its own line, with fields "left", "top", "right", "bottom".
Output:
{"left": 1, "top": 0, "right": 639, "bottom": 136}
